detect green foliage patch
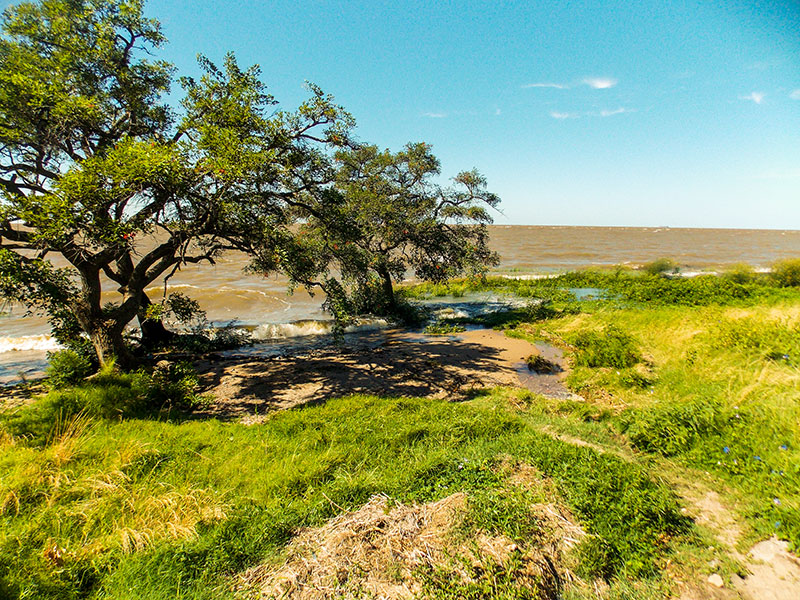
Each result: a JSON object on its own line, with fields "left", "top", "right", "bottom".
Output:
{"left": 45, "top": 349, "right": 93, "bottom": 388}
{"left": 772, "top": 258, "right": 800, "bottom": 287}
{"left": 570, "top": 325, "right": 641, "bottom": 369}
{"left": 424, "top": 320, "right": 467, "bottom": 335}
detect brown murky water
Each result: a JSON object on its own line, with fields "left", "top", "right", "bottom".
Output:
{"left": 1, "top": 226, "right": 798, "bottom": 381}
{"left": 488, "top": 225, "right": 799, "bottom": 273}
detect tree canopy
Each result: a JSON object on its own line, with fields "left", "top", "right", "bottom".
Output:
{"left": 0, "top": 0, "right": 353, "bottom": 366}
{"left": 257, "top": 142, "right": 500, "bottom": 319}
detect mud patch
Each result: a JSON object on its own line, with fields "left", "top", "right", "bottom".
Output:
{"left": 196, "top": 328, "right": 540, "bottom": 421}
{"left": 516, "top": 342, "right": 582, "bottom": 400}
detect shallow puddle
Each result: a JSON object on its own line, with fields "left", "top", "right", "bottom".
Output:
{"left": 515, "top": 342, "right": 579, "bottom": 399}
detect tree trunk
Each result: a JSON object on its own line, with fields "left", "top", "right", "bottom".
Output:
{"left": 377, "top": 265, "right": 396, "bottom": 312}
{"left": 73, "top": 269, "right": 138, "bottom": 369}
{"left": 138, "top": 293, "right": 175, "bottom": 349}
{"left": 88, "top": 322, "right": 134, "bottom": 369}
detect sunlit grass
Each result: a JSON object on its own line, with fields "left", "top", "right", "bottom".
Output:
{"left": 1, "top": 388, "right": 692, "bottom": 598}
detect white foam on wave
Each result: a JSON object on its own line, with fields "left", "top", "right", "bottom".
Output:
{"left": 251, "top": 318, "right": 389, "bottom": 340}
{"left": 0, "top": 334, "right": 62, "bottom": 353}
{"left": 435, "top": 308, "right": 470, "bottom": 320}
{"left": 252, "top": 320, "right": 332, "bottom": 339}
{"left": 343, "top": 318, "right": 390, "bottom": 333}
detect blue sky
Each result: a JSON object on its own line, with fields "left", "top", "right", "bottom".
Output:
{"left": 8, "top": 0, "right": 800, "bottom": 228}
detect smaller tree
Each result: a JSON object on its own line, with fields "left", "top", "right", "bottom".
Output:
{"left": 259, "top": 142, "right": 500, "bottom": 319}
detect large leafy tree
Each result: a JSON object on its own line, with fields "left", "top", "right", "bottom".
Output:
{"left": 260, "top": 142, "right": 500, "bottom": 316}
{"left": 0, "top": 0, "right": 352, "bottom": 366}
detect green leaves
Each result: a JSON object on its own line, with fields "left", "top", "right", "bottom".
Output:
{"left": 271, "top": 142, "right": 500, "bottom": 321}
{"left": 0, "top": 248, "right": 76, "bottom": 311}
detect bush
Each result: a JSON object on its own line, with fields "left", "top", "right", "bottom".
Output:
{"left": 6, "top": 362, "right": 208, "bottom": 439}
{"left": 45, "top": 349, "right": 93, "bottom": 389}
{"left": 424, "top": 321, "right": 466, "bottom": 335}
{"left": 723, "top": 263, "right": 756, "bottom": 284}
{"left": 525, "top": 354, "right": 560, "bottom": 374}
{"left": 772, "top": 258, "right": 800, "bottom": 287}
{"left": 621, "top": 398, "right": 724, "bottom": 457}
{"left": 642, "top": 258, "right": 678, "bottom": 276}
{"left": 143, "top": 361, "right": 209, "bottom": 410}
{"left": 570, "top": 325, "right": 641, "bottom": 368}
{"left": 614, "top": 274, "right": 759, "bottom": 306}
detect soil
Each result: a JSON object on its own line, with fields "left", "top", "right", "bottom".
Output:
{"left": 673, "top": 477, "right": 800, "bottom": 600}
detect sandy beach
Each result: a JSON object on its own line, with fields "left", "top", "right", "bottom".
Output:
{"left": 195, "top": 328, "right": 575, "bottom": 422}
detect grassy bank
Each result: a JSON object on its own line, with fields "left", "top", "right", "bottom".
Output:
{"left": 402, "top": 267, "right": 800, "bottom": 549}
{"left": 2, "top": 265, "right": 799, "bottom": 598}
{"left": 513, "top": 300, "right": 800, "bottom": 548}
{"left": 2, "top": 383, "right": 693, "bottom": 598}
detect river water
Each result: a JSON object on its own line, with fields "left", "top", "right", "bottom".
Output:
{"left": 1, "top": 226, "right": 798, "bottom": 383}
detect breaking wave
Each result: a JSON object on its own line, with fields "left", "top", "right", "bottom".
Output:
{"left": 251, "top": 318, "right": 390, "bottom": 340}
{"left": 0, "top": 334, "right": 62, "bottom": 353}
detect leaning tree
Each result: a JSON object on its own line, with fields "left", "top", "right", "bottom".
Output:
{"left": 0, "top": 0, "right": 353, "bottom": 366}
{"left": 254, "top": 142, "right": 500, "bottom": 318}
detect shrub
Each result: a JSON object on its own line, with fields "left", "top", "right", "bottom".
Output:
{"left": 642, "top": 258, "right": 678, "bottom": 276}
{"left": 621, "top": 398, "right": 724, "bottom": 457}
{"left": 45, "top": 349, "right": 93, "bottom": 389}
{"left": 772, "top": 258, "right": 800, "bottom": 287}
{"left": 570, "top": 325, "right": 641, "bottom": 368}
{"left": 618, "top": 368, "right": 655, "bottom": 389}
{"left": 143, "top": 361, "right": 209, "bottom": 410}
{"left": 525, "top": 354, "right": 560, "bottom": 374}
{"left": 723, "top": 263, "right": 756, "bottom": 284}
{"left": 424, "top": 321, "right": 466, "bottom": 335}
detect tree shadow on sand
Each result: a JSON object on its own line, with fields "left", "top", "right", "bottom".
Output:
{"left": 193, "top": 331, "right": 523, "bottom": 422}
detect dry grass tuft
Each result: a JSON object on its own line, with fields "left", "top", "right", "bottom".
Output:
{"left": 49, "top": 410, "right": 93, "bottom": 466}
{"left": 238, "top": 488, "right": 572, "bottom": 600}
{"left": 239, "top": 493, "right": 465, "bottom": 599}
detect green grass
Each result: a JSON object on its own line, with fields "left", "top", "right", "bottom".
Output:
{"left": 415, "top": 268, "right": 800, "bottom": 554}
{"left": 0, "top": 385, "right": 691, "bottom": 598}
{"left": 400, "top": 267, "right": 798, "bottom": 308}
{"left": 511, "top": 299, "right": 800, "bottom": 551}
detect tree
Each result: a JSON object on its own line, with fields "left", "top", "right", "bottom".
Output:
{"left": 256, "top": 142, "right": 500, "bottom": 318}
{"left": 0, "top": 0, "right": 352, "bottom": 366}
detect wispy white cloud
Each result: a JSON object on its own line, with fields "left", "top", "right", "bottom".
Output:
{"left": 583, "top": 77, "right": 617, "bottom": 89}
{"left": 550, "top": 111, "right": 579, "bottom": 119}
{"left": 422, "top": 112, "right": 447, "bottom": 118}
{"left": 790, "top": 89, "right": 800, "bottom": 100}
{"left": 494, "top": 108, "right": 502, "bottom": 116}
{"left": 740, "top": 92, "right": 765, "bottom": 104}
{"left": 522, "top": 82, "right": 569, "bottom": 89}
{"left": 550, "top": 107, "right": 634, "bottom": 120}
{"left": 599, "top": 107, "right": 632, "bottom": 117}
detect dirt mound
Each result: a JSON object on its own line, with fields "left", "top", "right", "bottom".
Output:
{"left": 237, "top": 492, "right": 565, "bottom": 599}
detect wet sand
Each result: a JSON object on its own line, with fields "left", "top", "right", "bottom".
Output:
{"left": 196, "top": 328, "right": 577, "bottom": 422}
